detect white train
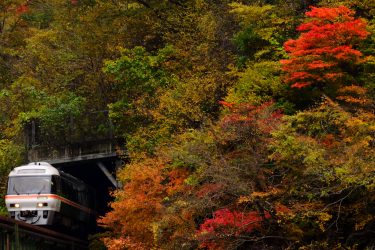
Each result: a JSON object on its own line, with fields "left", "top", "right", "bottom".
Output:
{"left": 5, "top": 162, "right": 96, "bottom": 235}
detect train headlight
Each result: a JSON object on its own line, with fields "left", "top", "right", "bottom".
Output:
{"left": 10, "top": 203, "right": 20, "bottom": 208}
{"left": 37, "top": 202, "right": 48, "bottom": 207}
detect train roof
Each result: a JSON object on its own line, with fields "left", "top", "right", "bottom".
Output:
{"left": 9, "top": 162, "right": 60, "bottom": 176}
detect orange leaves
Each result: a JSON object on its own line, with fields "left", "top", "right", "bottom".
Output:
{"left": 165, "top": 168, "right": 189, "bottom": 196}
{"left": 99, "top": 158, "right": 189, "bottom": 248}
{"left": 336, "top": 85, "right": 373, "bottom": 108}
{"left": 324, "top": 72, "right": 343, "bottom": 80}
{"left": 218, "top": 100, "right": 234, "bottom": 108}
{"left": 305, "top": 6, "right": 355, "bottom": 22}
{"left": 321, "top": 134, "right": 336, "bottom": 148}
{"left": 102, "top": 237, "right": 147, "bottom": 250}
{"left": 281, "top": 6, "right": 369, "bottom": 91}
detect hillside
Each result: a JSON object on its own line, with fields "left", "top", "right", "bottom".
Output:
{"left": 0, "top": 0, "right": 374, "bottom": 249}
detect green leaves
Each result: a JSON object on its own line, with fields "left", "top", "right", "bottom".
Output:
{"left": 104, "top": 46, "right": 176, "bottom": 94}
{"left": 226, "top": 61, "right": 284, "bottom": 105}
{"left": 0, "top": 139, "right": 24, "bottom": 214}
{"left": 38, "top": 93, "right": 85, "bottom": 128}
{"left": 230, "top": 3, "right": 288, "bottom": 62}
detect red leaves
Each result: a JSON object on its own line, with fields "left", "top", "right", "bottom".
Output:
{"left": 15, "top": 0, "right": 32, "bottom": 14}
{"left": 307, "top": 60, "right": 335, "bottom": 70}
{"left": 287, "top": 72, "right": 315, "bottom": 81}
{"left": 220, "top": 101, "right": 283, "bottom": 134}
{"left": 197, "top": 208, "right": 271, "bottom": 249}
{"left": 291, "top": 82, "right": 312, "bottom": 89}
{"left": 281, "top": 6, "right": 369, "bottom": 90}
{"left": 16, "top": 4, "right": 29, "bottom": 14}
{"left": 200, "top": 209, "right": 270, "bottom": 234}
{"left": 218, "top": 100, "right": 234, "bottom": 108}
{"left": 305, "top": 6, "right": 355, "bottom": 22}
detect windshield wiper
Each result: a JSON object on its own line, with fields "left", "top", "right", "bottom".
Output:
{"left": 13, "top": 186, "right": 20, "bottom": 195}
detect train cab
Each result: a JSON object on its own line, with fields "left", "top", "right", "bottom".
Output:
{"left": 5, "top": 162, "right": 96, "bottom": 235}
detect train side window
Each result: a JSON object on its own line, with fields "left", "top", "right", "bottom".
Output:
{"left": 62, "top": 178, "right": 78, "bottom": 203}
{"left": 51, "top": 175, "right": 61, "bottom": 194}
{"left": 60, "top": 177, "right": 68, "bottom": 198}
{"left": 77, "top": 186, "right": 89, "bottom": 206}
{"left": 61, "top": 177, "right": 73, "bottom": 201}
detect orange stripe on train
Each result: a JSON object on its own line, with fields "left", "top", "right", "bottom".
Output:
{"left": 5, "top": 194, "right": 94, "bottom": 214}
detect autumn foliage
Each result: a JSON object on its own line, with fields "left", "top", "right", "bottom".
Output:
{"left": 16, "top": 4, "right": 29, "bottom": 14}
{"left": 197, "top": 209, "right": 271, "bottom": 249}
{"left": 0, "top": 0, "right": 374, "bottom": 249}
{"left": 98, "top": 159, "right": 189, "bottom": 249}
{"left": 281, "top": 6, "right": 369, "bottom": 90}
{"left": 219, "top": 100, "right": 283, "bottom": 134}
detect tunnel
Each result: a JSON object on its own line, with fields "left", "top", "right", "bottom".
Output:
{"left": 53, "top": 158, "right": 122, "bottom": 217}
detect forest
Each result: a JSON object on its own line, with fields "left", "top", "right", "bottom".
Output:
{"left": 0, "top": 0, "right": 374, "bottom": 249}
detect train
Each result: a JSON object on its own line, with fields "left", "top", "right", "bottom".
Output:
{"left": 5, "top": 162, "right": 96, "bottom": 235}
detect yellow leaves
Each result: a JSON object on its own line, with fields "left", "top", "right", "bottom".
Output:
{"left": 229, "top": 3, "right": 275, "bottom": 26}
{"left": 194, "top": 0, "right": 209, "bottom": 9}
{"left": 237, "top": 188, "right": 281, "bottom": 204}
{"left": 345, "top": 117, "right": 366, "bottom": 129}
{"left": 252, "top": 188, "right": 280, "bottom": 199}
{"left": 272, "top": 95, "right": 375, "bottom": 193}
{"left": 318, "top": 212, "right": 332, "bottom": 222}
{"left": 315, "top": 212, "right": 333, "bottom": 232}
{"left": 355, "top": 215, "right": 375, "bottom": 231}
{"left": 198, "top": 12, "right": 217, "bottom": 42}
{"left": 273, "top": 203, "right": 332, "bottom": 241}
{"left": 237, "top": 195, "right": 251, "bottom": 204}
{"left": 297, "top": 210, "right": 332, "bottom": 232}
{"left": 293, "top": 209, "right": 332, "bottom": 232}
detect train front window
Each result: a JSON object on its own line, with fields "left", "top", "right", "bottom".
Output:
{"left": 7, "top": 176, "right": 54, "bottom": 195}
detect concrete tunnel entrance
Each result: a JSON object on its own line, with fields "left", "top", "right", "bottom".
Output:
{"left": 23, "top": 114, "right": 126, "bottom": 232}
{"left": 53, "top": 158, "right": 122, "bottom": 216}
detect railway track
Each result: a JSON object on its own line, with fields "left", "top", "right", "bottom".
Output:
{"left": 0, "top": 215, "right": 88, "bottom": 249}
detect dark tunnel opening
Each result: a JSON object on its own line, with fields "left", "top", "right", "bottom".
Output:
{"left": 54, "top": 158, "right": 121, "bottom": 218}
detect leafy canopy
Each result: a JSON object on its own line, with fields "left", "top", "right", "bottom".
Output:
{"left": 281, "top": 6, "right": 369, "bottom": 93}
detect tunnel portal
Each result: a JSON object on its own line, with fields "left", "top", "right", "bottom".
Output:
{"left": 54, "top": 158, "right": 122, "bottom": 216}
{"left": 23, "top": 113, "right": 126, "bottom": 219}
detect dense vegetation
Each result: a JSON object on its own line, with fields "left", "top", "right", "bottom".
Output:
{"left": 0, "top": 0, "right": 374, "bottom": 249}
